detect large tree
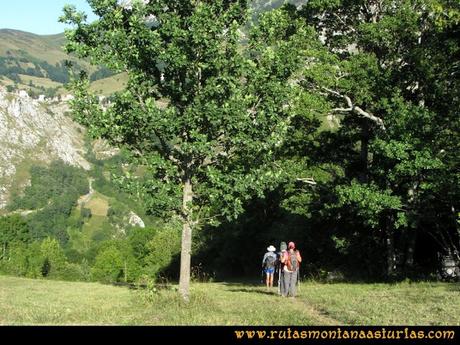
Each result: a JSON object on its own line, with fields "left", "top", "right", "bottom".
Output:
{"left": 61, "top": 0, "right": 318, "bottom": 299}
{"left": 295, "top": 0, "right": 460, "bottom": 276}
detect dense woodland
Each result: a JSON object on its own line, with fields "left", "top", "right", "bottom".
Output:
{"left": 1, "top": 1, "right": 459, "bottom": 298}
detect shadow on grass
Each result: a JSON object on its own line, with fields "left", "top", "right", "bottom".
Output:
{"left": 226, "top": 287, "right": 280, "bottom": 296}
{"left": 445, "top": 282, "right": 460, "bottom": 292}
{"left": 110, "top": 282, "right": 173, "bottom": 290}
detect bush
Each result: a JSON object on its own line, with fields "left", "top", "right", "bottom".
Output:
{"left": 143, "top": 224, "right": 181, "bottom": 279}
{"left": 41, "top": 258, "right": 51, "bottom": 277}
{"left": 39, "top": 238, "right": 68, "bottom": 278}
{"left": 58, "top": 263, "right": 85, "bottom": 281}
{"left": 25, "top": 242, "right": 44, "bottom": 279}
{"left": 1, "top": 242, "right": 29, "bottom": 276}
{"left": 107, "top": 207, "right": 115, "bottom": 217}
{"left": 81, "top": 207, "right": 92, "bottom": 219}
{"left": 91, "top": 246, "right": 124, "bottom": 283}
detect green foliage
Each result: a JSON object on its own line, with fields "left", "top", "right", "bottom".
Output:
{"left": 6, "top": 161, "right": 89, "bottom": 244}
{"left": 1, "top": 238, "right": 69, "bottom": 279}
{"left": 91, "top": 246, "right": 124, "bottom": 283}
{"left": 61, "top": 0, "right": 321, "bottom": 222}
{"left": 41, "top": 258, "right": 51, "bottom": 277}
{"left": 128, "top": 226, "right": 157, "bottom": 262}
{"left": 39, "top": 238, "right": 68, "bottom": 278}
{"left": 336, "top": 181, "right": 404, "bottom": 228}
{"left": 2, "top": 0, "right": 456, "bottom": 284}
{"left": 144, "top": 225, "right": 181, "bottom": 279}
{"left": 1, "top": 242, "right": 29, "bottom": 276}
{"left": 8, "top": 160, "right": 88, "bottom": 211}
{"left": 286, "top": 0, "right": 460, "bottom": 277}
{"left": 90, "top": 239, "right": 141, "bottom": 283}
{"left": 0, "top": 56, "right": 72, "bottom": 84}
{"left": 57, "top": 262, "right": 87, "bottom": 281}
{"left": 0, "top": 214, "right": 30, "bottom": 258}
{"left": 81, "top": 207, "right": 92, "bottom": 219}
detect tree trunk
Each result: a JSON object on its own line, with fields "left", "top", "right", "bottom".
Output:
{"left": 404, "top": 228, "right": 417, "bottom": 270}
{"left": 451, "top": 205, "right": 460, "bottom": 252}
{"left": 359, "top": 122, "right": 369, "bottom": 183}
{"left": 385, "top": 214, "right": 396, "bottom": 277}
{"left": 179, "top": 176, "right": 193, "bottom": 302}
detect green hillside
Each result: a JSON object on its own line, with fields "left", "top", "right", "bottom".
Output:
{"left": 0, "top": 29, "right": 69, "bottom": 64}
{"left": 0, "top": 29, "right": 124, "bottom": 96}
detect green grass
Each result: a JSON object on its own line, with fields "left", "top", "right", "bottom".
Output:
{"left": 0, "top": 29, "right": 69, "bottom": 65}
{"left": 84, "top": 192, "right": 109, "bottom": 217}
{"left": 0, "top": 275, "right": 459, "bottom": 325}
{"left": 18, "top": 74, "right": 64, "bottom": 89}
{"left": 0, "top": 29, "right": 124, "bottom": 97}
{"left": 89, "top": 73, "right": 127, "bottom": 96}
{"left": 303, "top": 281, "right": 460, "bottom": 325}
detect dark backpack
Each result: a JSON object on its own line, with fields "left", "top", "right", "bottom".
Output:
{"left": 288, "top": 251, "right": 298, "bottom": 271}
{"left": 264, "top": 254, "right": 276, "bottom": 268}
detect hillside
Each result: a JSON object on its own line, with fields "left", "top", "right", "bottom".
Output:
{"left": 0, "top": 29, "right": 68, "bottom": 64}
{"left": 0, "top": 29, "right": 124, "bottom": 97}
{"left": 0, "top": 87, "right": 90, "bottom": 210}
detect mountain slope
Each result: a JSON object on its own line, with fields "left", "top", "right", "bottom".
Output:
{"left": 0, "top": 29, "right": 124, "bottom": 96}
{"left": 0, "top": 87, "right": 90, "bottom": 209}
{"left": 0, "top": 29, "right": 71, "bottom": 65}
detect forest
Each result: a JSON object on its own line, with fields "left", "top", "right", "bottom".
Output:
{"left": 1, "top": 0, "right": 459, "bottom": 301}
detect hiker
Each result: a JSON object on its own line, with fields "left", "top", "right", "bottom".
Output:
{"left": 262, "top": 245, "right": 277, "bottom": 289}
{"left": 280, "top": 241, "right": 302, "bottom": 297}
{"left": 278, "top": 242, "right": 287, "bottom": 296}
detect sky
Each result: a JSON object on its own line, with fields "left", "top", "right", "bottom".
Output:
{"left": 0, "top": 0, "right": 98, "bottom": 35}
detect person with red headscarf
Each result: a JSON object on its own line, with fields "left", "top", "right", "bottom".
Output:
{"left": 280, "top": 241, "right": 302, "bottom": 297}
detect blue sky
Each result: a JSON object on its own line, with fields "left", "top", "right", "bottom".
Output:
{"left": 0, "top": 0, "right": 98, "bottom": 35}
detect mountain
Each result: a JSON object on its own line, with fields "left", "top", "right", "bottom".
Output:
{"left": 0, "top": 87, "right": 90, "bottom": 210}
{"left": 0, "top": 29, "right": 126, "bottom": 97}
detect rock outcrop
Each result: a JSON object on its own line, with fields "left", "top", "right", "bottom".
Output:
{"left": 0, "top": 87, "right": 90, "bottom": 208}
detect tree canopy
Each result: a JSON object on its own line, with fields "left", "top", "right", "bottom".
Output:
{"left": 6, "top": 0, "right": 446, "bottom": 290}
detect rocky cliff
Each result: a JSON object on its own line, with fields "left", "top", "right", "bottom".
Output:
{"left": 0, "top": 87, "right": 90, "bottom": 209}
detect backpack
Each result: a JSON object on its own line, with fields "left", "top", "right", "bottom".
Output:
{"left": 287, "top": 251, "right": 298, "bottom": 271}
{"left": 264, "top": 254, "right": 277, "bottom": 268}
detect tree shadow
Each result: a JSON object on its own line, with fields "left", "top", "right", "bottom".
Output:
{"left": 225, "top": 287, "right": 280, "bottom": 296}
{"left": 189, "top": 188, "right": 360, "bottom": 283}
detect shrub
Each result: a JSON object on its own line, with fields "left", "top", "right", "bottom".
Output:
{"left": 39, "top": 238, "right": 68, "bottom": 278}
{"left": 81, "top": 207, "right": 92, "bottom": 219}
{"left": 143, "top": 225, "right": 181, "bottom": 279}
{"left": 91, "top": 246, "right": 124, "bottom": 283}
{"left": 1, "top": 242, "right": 29, "bottom": 276}
{"left": 58, "top": 263, "right": 85, "bottom": 281}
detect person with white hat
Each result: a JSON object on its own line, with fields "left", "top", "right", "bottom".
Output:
{"left": 262, "top": 245, "right": 277, "bottom": 289}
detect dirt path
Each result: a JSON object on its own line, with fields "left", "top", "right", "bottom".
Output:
{"left": 77, "top": 178, "right": 94, "bottom": 206}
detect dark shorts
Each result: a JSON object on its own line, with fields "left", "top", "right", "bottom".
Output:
{"left": 265, "top": 267, "right": 275, "bottom": 274}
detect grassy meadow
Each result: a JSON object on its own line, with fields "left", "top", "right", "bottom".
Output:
{"left": 0, "top": 275, "right": 459, "bottom": 325}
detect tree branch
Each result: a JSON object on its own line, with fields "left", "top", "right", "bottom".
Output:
{"left": 332, "top": 13, "right": 356, "bottom": 33}
{"left": 323, "top": 87, "right": 386, "bottom": 130}
{"left": 296, "top": 177, "right": 317, "bottom": 185}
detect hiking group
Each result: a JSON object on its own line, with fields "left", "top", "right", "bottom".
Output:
{"left": 262, "top": 241, "right": 302, "bottom": 297}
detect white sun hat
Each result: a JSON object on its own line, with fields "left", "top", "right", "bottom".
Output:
{"left": 267, "top": 245, "right": 276, "bottom": 252}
